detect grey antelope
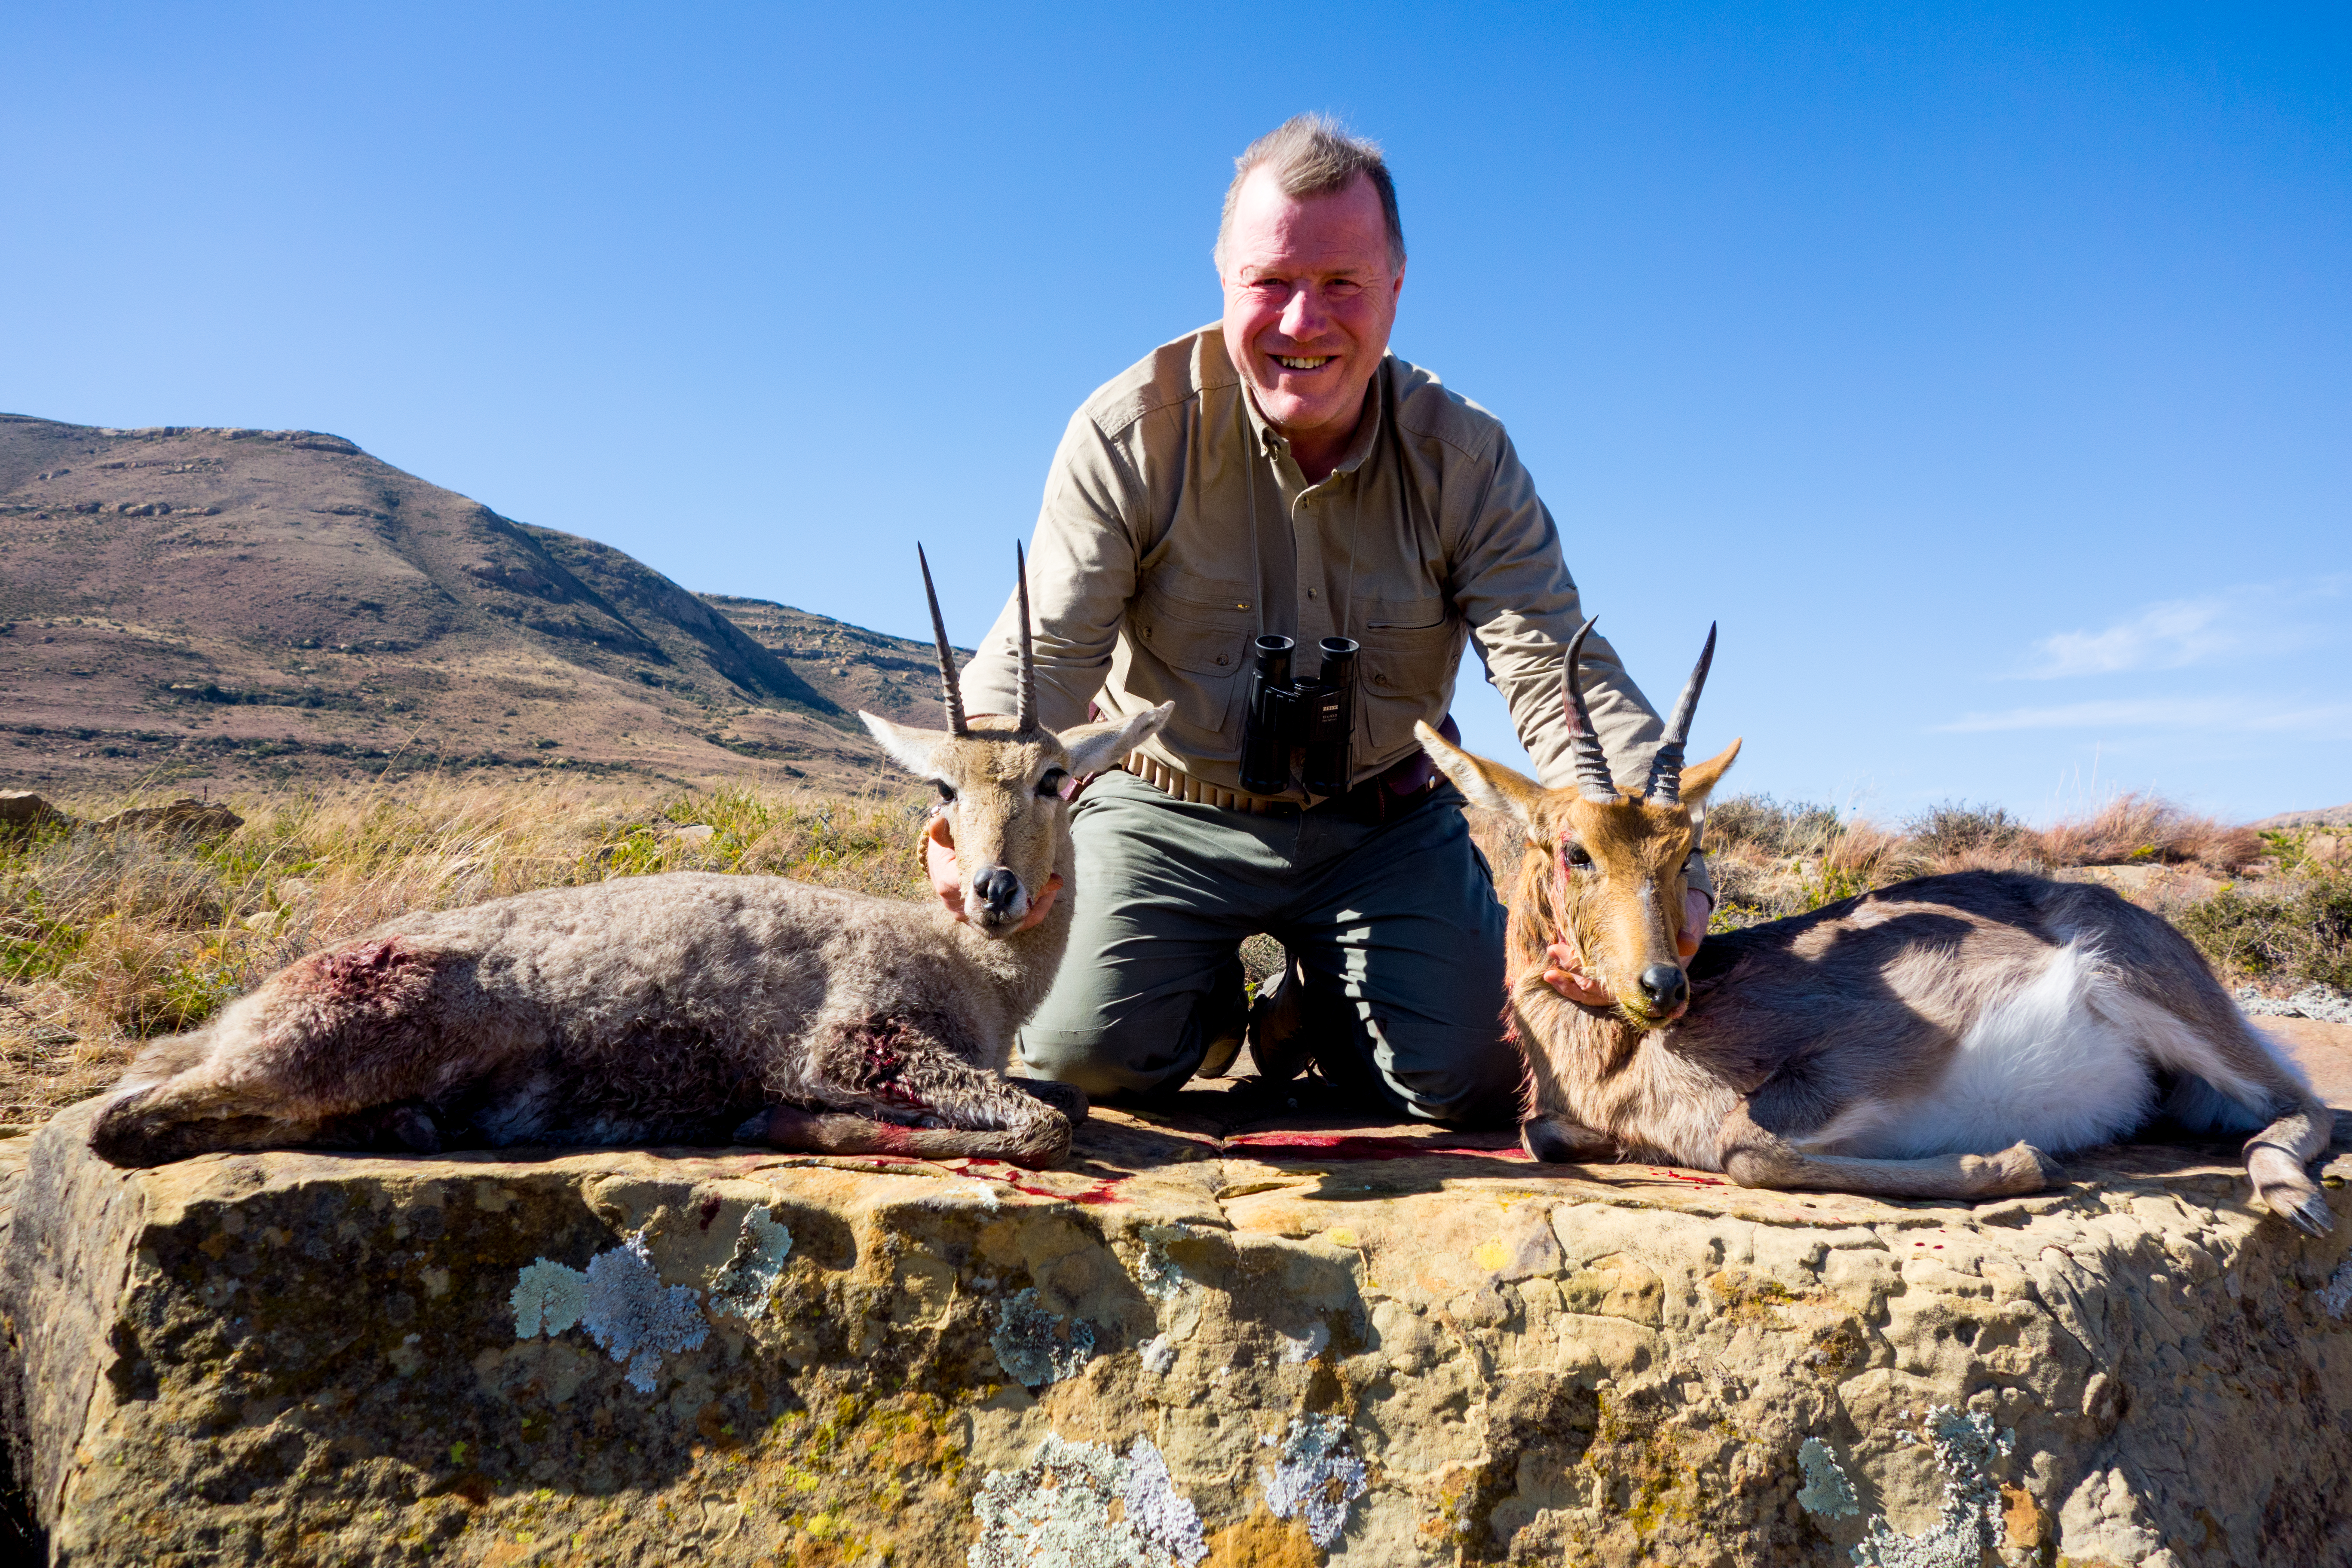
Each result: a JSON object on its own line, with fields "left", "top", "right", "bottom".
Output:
{"left": 89, "top": 549, "right": 1170, "bottom": 1172}
{"left": 1414, "top": 621, "right": 2336, "bottom": 1234}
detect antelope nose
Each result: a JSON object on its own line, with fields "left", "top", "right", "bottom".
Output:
{"left": 1637, "top": 964, "right": 1688, "bottom": 1012}
{"left": 971, "top": 866, "right": 1022, "bottom": 916}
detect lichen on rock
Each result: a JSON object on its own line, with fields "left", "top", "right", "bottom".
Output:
{"left": 1795, "top": 1436, "right": 1859, "bottom": 1520}
{"left": 990, "top": 1286, "right": 1096, "bottom": 1387}
{"left": 1851, "top": 1406, "right": 2014, "bottom": 1568}
{"left": 1260, "top": 1412, "right": 1367, "bottom": 1547}
{"left": 968, "top": 1432, "right": 1206, "bottom": 1568}
{"left": 580, "top": 1229, "right": 710, "bottom": 1392}
{"left": 709, "top": 1207, "right": 793, "bottom": 1320}
{"left": 2316, "top": 1257, "right": 2352, "bottom": 1320}
{"left": 509, "top": 1256, "right": 587, "bottom": 1338}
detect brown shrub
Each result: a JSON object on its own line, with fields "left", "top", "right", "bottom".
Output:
{"left": 2034, "top": 792, "right": 2261, "bottom": 875}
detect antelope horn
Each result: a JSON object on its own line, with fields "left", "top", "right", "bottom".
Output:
{"left": 1561, "top": 616, "right": 1618, "bottom": 803}
{"left": 1645, "top": 622, "right": 1718, "bottom": 805}
{"left": 917, "top": 544, "right": 968, "bottom": 736}
{"left": 1015, "top": 542, "right": 1037, "bottom": 733}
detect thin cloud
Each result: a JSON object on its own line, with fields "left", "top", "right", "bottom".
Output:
{"left": 2024, "top": 576, "right": 2348, "bottom": 679}
{"left": 1936, "top": 697, "right": 2352, "bottom": 735}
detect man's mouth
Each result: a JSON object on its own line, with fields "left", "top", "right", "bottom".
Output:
{"left": 1272, "top": 355, "right": 1332, "bottom": 372}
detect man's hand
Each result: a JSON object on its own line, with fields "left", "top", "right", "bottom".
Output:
{"left": 923, "top": 812, "right": 1062, "bottom": 932}
{"left": 1540, "top": 891, "right": 1710, "bottom": 1002}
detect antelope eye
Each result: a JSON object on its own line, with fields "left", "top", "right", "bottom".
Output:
{"left": 1036, "top": 769, "right": 1068, "bottom": 799}
{"left": 934, "top": 781, "right": 956, "bottom": 802}
{"left": 1564, "top": 843, "right": 1593, "bottom": 868}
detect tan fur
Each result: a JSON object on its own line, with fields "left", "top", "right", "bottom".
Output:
{"left": 88, "top": 704, "right": 1171, "bottom": 1171}
{"left": 1416, "top": 720, "right": 2336, "bottom": 1233}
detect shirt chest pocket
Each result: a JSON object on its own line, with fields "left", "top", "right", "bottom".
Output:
{"left": 1353, "top": 600, "right": 1459, "bottom": 750}
{"left": 1127, "top": 579, "right": 1256, "bottom": 752}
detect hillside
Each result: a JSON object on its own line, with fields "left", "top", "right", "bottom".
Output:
{"left": 0, "top": 414, "right": 955, "bottom": 796}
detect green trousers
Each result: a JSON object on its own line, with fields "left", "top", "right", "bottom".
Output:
{"left": 1016, "top": 769, "right": 1525, "bottom": 1125}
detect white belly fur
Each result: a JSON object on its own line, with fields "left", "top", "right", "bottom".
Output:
{"left": 1804, "top": 940, "right": 2158, "bottom": 1159}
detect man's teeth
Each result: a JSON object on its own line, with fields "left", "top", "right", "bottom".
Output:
{"left": 1274, "top": 355, "right": 1331, "bottom": 370}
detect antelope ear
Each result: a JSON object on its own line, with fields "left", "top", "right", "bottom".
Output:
{"left": 1415, "top": 720, "right": 1547, "bottom": 833}
{"left": 1060, "top": 702, "right": 1173, "bottom": 778}
{"left": 1680, "top": 738, "right": 1743, "bottom": 807}
{"left": 860, "top": 711, "right": 949, "bottom": 781}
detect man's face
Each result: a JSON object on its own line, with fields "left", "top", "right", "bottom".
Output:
{"left": 1219, "top": 167, "right": 1404, "bottom": 449}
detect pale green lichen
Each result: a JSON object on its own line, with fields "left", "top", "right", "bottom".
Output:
{"left": 1796, "top": 1436, "right": 1859, "bottom": 1519}
{"left": 968, "top": 1432, "right": 1206, "bottom": 1568}
{"left": 511, "top": 1258, "right": 587, "bottom": 1338}
{"left": 1850, "top": 1406, "right": 2013, "bottom": 1568}
{"left": 708, "top": 1209, "right": 793, "bottom": 1320}
{"left": 991, "top": 1288, "right": 1096, "bottom": 1387}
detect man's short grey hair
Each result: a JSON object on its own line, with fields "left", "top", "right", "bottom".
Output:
{"left": 1216, "top": 113, "right": 1406, "bottom": 273}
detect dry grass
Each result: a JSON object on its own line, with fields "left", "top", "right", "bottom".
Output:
{"left": 3, "top": 772, "right": 2337, "bottom": 1133}
{"left": 0, "top": 775, "right": 930, "bottom": 1127}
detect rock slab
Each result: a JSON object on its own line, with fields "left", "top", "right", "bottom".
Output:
{"left": 2, "top": 1075, "right": 2350, "bottom": 1567}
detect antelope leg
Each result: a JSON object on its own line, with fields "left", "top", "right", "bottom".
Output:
{"left": 1716, "top": 1105, "right": 2061, "bottom": 1201}
{"left": 741, "top": 1023, "right": 1078, "bottom": 1168}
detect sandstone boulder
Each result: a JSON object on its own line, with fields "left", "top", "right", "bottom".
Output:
{"left": 0, "top": 1042, "right": 2348, "bottom": 1567}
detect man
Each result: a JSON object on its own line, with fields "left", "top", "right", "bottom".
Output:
{"left": 943, "top": 114, "right": 1710, "bottom": 1124}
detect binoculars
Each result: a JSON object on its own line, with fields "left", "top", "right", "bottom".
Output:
{"left": 1240, "top": 634, "right": 1360, "bottom": 796}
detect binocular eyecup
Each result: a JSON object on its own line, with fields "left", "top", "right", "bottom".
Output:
{"left": 1240, "top": 634, "right": 1360, "bottom": 797}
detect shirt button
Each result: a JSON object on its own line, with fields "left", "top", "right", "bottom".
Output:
{"left": 1305, "top": 589, "right": 1317, "bottom": 599}
{"left": 1215, "top": 654, "right": 1229, "bottom": 666}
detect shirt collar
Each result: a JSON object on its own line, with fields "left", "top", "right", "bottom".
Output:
{"left": 1239, "top": 357, "right": 1389, "bottom": 482}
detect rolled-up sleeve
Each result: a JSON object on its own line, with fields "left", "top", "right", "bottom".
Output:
{"left": 1450, "top": 432, "right": 1666, "bottom": 795}
{"left": 962, "top": 411, "right": 1142, "bottom": 729}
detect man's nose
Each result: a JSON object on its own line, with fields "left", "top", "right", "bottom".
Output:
{"left": 1279, "top": 285, "right": 1329, "bottom": 342}
{"left": 1637, "top": 964, "right": 1687, "bottom": 1012}
{"left": 972, "top": 866, "right": 1022, "bottom": 916}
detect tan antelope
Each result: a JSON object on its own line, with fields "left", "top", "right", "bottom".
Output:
{"left": 1413, "top": 621, "right": 2336, "bottom": 1233}
{"left": 89, "top": 549, "right": 1169, "bottom": 1172}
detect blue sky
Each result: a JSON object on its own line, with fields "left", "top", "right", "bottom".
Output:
{"left": 7, "top": 3, "right": 2346, "bottom": 822}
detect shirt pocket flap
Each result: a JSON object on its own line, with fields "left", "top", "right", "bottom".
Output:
{"left": 1132, "top": 585, "right": 1253, "bottom": 677}
{"left": 1357, "top": 616, "right": 1455, "bottom": 697}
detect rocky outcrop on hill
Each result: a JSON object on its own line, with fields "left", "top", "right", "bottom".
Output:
{"left": 2, "top": 1029, "right": 2349, "bottom": 1568}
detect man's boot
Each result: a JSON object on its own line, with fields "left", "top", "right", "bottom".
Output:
{"left": 1242, "top": 948, "right": 1314, "bottom": 1084}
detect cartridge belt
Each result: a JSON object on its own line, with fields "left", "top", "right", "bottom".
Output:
{"left": 1118, "top": 754, "right": 1441, "bottom": 826}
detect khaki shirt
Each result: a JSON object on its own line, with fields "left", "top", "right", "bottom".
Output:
{"left": 963, "top": 325, "right": 1670, "bottom": 802}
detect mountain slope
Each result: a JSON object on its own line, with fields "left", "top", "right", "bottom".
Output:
{"left": 0, "top": 414, "right": 943, "bottom": 795}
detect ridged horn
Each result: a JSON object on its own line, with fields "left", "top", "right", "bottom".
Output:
{"left": 1561, "top": 616, "right": 1618, "bottom": 802}
{"left": 1645, "top": 622, "right": 1717, "bottom": 805}
{"left": 1015, "top": 542, "right": 1037, "bottom": 733}
{"left": 917, "top": 544, "right": 968, "bottom": 736}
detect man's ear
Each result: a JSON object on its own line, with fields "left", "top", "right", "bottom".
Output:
{"left": 1680, "top": 738, "right": 1742, "bottom": 809}
{"left": 1415, "top": 720, "right": 1546, "bottom": 836}
{"left": 1060, "top": 703, "right": 1173, "bottom": 778}
{"left": 860, "top": 711, "right": 949, "bottom": 782}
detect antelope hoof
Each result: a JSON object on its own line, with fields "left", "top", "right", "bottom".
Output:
{"left": 1005, "top": 1111, "right": 1073, "bottom": 1171}
{"left": 1014, "top": 1078, "right": 1090, "bottom": 1128}
{"left": 2249, "top": 1146, "right": 2334, "bottom": 1237}
{"left": 1963, "top": 1142, "right": 2061, "bottom": 1197}
{"left": 1521, "top": 1114, "right": 1616, "bottom": 1164}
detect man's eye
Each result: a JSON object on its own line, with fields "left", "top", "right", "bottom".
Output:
{"left": 935, "top": 781, "right": 956, "bottom": 802}
{"left": 1036, "top": 769, "right": 1068, "bottom": 799}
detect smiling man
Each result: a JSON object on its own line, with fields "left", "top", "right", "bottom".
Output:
{"left": 949, "top": 114, "right": 1709, "bottom": 1124}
